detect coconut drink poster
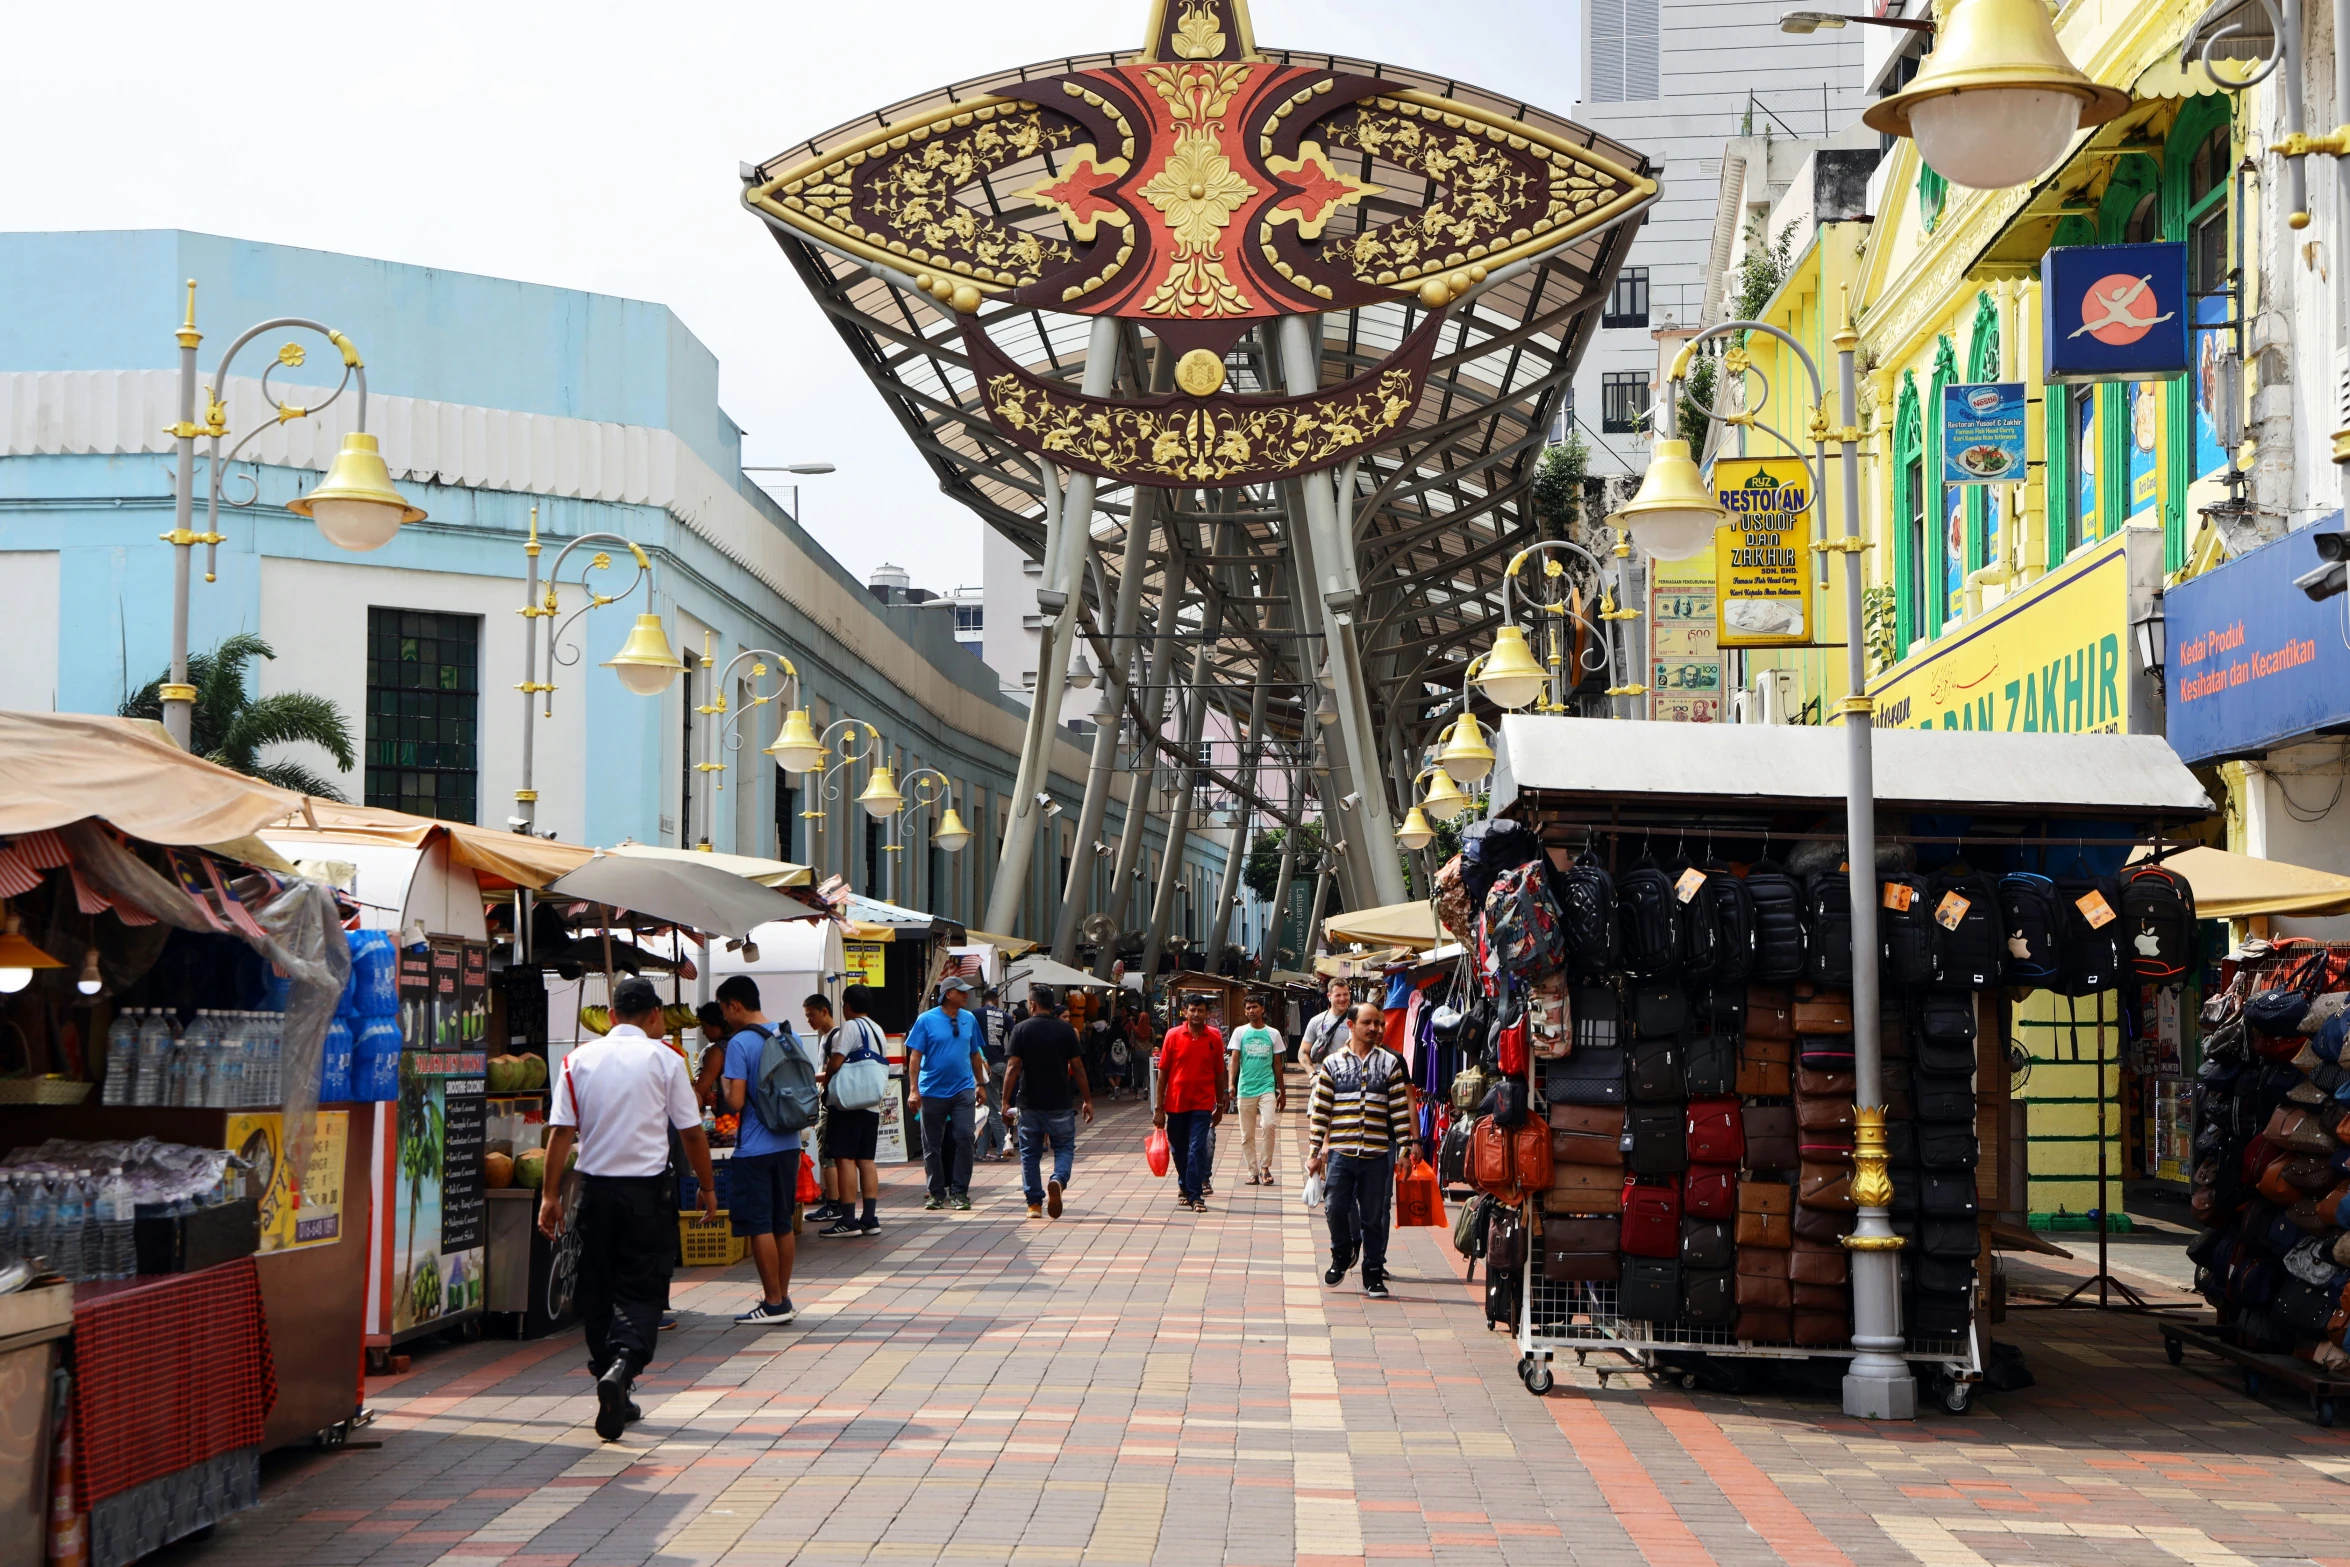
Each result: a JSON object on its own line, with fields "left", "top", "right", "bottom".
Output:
{"left": 1942, "top": 382, "right": 2027, "bottom": 486}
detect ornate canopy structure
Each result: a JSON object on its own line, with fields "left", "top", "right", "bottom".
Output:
{"left": 742, "top": 0, "right": 1655, "bottom": 959}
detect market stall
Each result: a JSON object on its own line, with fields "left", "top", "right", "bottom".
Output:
{"left": 1324, "top": 900, "right": 1442, "bottom": 953}
{"left": 1445, "top": 715, "right": 2211, "bottom": 1405}
{"left": 0, "top": 711, "right": 355, "bottom": 1563}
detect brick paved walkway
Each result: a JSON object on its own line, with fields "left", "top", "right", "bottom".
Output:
{"left": 169, "top": 1070, "right": 2350, "bottom": 1567}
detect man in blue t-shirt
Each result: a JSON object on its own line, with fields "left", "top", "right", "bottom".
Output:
{"left": 718, "top": 975, "right": 800, "bottom": 1326}
{"left": 905, "top": 978, "right": 990, "bottom": 1210}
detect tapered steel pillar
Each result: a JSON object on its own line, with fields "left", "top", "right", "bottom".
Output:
{"left": 1205, "top": 677, "right": 1269, "bottom": 971}
{"left": 1052, "top": 494, "right": 1156, "bottom": 965}
{"left": 1141, "top": 637, "right": 1212, "bottom": 983}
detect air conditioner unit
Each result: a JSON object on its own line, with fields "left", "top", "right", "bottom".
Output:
{"left": 1738, "top": 668, "right": 1797, "bottom": 725}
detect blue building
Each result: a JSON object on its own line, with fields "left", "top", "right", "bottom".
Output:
{"left": 0, "top": 229, "right": 1230, "bottom": 941}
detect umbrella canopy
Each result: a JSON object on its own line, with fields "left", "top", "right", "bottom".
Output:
{"left": 2130, "top": 844, "right": 2350, "bottom": 921}
{"left": 1003, "top": 956, "right": 1114, "bottom": 995}
{"left": 1324, "top": 900, "right": 1441, "bottom": 952}
{"left": 547, "top": 852, "right": 825, "bottom": 937}
{"left": 606, "top": 841, "right": 812, "bottom": 888}
{"left": 0, "top": 711, "right": 304, "bottom": 846}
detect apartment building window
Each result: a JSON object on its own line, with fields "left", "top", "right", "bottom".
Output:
{"left": 1600, "top": 371, "right": 1651, "bottom": 434}
{"left": 775, "top": 776, "right": 799, "bottom": 864}
{"left": 1602, "top": 268, "right": 1650, "bottom": 329}
{"left": 365, "top": 609, "right": 479, "bottom": 823}
{"left": 953, "top": 602, "right": 983, "bottom": 636}
{"left": 1587, "top": 0, "right": 1661, "bottom": 103}
{"left": 864, "top": 816, "right": 885, "bottom": 898}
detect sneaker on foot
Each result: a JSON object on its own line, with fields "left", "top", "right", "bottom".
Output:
{"left": 1028, "top": 1203, "right": 1045, "bottom": 1218}
{"left": 1046, "top": 1178, "right": 1064, "bottom": 1218}
{"left": 923, "top": 1195, "right": 946, "bottom": 1211}
{"left": 856, "top": 1219, "right": 880, "bottom": 1236}
{"left": 952, "top": 1193, "right": 973, "bottom": 1211}
{"left": 1324, "top": 1261, "right": 1350, "bottom": 1287}
{"left": 820, "top": 1217, "right": 866, "bottom": 1237}
{"left": 734, "top": 1299, "right": 797, "bottom": 1326}
{"left": 658, "top": 1312, "right": 678, "bottom": 1331}
{"left": 594, "top": 1362, "right": 632, "bottom": 1441}
{"left": 1364, "top": 1279, "right": 1392, "bottom": 1300}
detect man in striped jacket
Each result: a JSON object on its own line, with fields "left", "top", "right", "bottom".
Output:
{"left": 1307, "top": 1001, "right": 1417, "bottom": 1300}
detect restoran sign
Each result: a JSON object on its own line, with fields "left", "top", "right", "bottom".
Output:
{"left": 1711, "top": 456, "right": 1815, "bottom": 648}
{"left": 1869, "top": 530, "right": 2158, "bottom": 734}
{"left": 2164, "top": 520, "right": 2350, "bottom": 763}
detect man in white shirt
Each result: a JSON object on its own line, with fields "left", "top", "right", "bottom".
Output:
{"left": 540, "top": 976, "right": 716, "bottom": 1441}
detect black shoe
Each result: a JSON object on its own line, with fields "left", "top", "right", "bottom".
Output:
{"left": 820, "top": 1217, "right": 865, "bottom": 1237}
{"left": 624, "top": 1400, "right": 643, "bottom": 1425}
{"left": 1364, "top": 1277, "right": 1391, "bottom": 1300}
{"left": 594, "top": 1361, "right": 633, "bottom": 1441}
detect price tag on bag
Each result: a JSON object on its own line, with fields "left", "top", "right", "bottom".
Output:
{"left": 1673, "top": 867, "right": 1707, "bottom": 904}
{"left": 2075, "top": 889, "right": 2117, "bottom": 928}
{"left": 1934, "top": 891, "right": 1971, "bottom": 930}
{"left": 1882, "top": 881, "right": 1915, "bottom": 912}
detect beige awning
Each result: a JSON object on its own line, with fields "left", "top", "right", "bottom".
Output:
{"left": 260, "top": 801, "right": 596, "bottom": 891}
{"left": 605, "top": 841, "right": 812, "bottom": 888}
{"left": 2133, "top": 844, "right": 2350, "bottom": 921}
{"left": 0, "top": 711, "right": 307, "bottom": 846}
{"left": 966, "top": 928, "right": 1039, "bottom": 958}
{"left": 1314, "top": 947, "right": 1414, "bottom": 978}
{"left": 1323, "top": 900, "right": 1441, "bottom": 953}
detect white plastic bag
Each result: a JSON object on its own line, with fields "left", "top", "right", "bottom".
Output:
{"left": 1301, "top": 1172, "right": 1326, "bottom": 1209}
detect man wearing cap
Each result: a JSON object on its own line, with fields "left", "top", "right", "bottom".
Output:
{"left": 904, "top": 977, "right": 990, "bottom": 1210}
{"left": 540, "top": 976, "right": 716, "bottom": 1441}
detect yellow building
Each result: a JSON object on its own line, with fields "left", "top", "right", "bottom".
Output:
{"left": 1714, "top": 0, "right": 2240, "bottom": 1214}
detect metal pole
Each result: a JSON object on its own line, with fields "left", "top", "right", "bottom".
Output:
{"left": 163, "top": 281, "right": 203, "bottom": 750}
{"left": 1304, "top": 858, "right": 1335, "bottom": 963}
{"left": 1097, "top": 531, "right": 1190, "bottom": 977}
{"left": 1206, "top": 678, "right": 1270, "bottom": 971}
{"left": 1054, "top": 494, "right": 1157, "bottom": 964}
{"left": 1261, "top": 801, "right": 1299, "bottom": 975}
{"left": 1142, "top": 639, "right": 1213, "bottom": 984}
{"left": 1832, "top": 294, "right": 1915, "bottom": 1422}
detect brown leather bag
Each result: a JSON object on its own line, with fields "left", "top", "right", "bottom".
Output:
{"left": 2256, "top": 1158, "right": 2300, "bottom": 1207}
{"left": 1742, "top": 1036, "right": 1794, "bottom": 1065}
{"left": 1735, "top": 1273, "right": 1793, "bottom": 1310}
{"left": 1544, "top": 1246, "right": 1621, "bottom": 1280}
{"left": 1736, "top": 1244, "right": 1790, "bottom": 1276}
{"left": 1798, "top": 1131, "right": 1855, "bottom": 1166}
{"left": 1549, "top": 1104, "right": 1625, "bottom": 1165}
{"left": 1791, "top": 1205, "right": 1856, "bottom": 1245}
{"left": 1543, "top": 1163, "right": 1625, "bottom": 1213}
{"left": 1792, "top": 1310, "right": 1849, "bottom": 1346}
{"left": 1736, "top": 1179, "right": 1795, "bottom": 1245}
{"left": 1746, "top": 986, "right": 1795, "bottom": 1041}
{"left": 1795, "top": 1095, "right": 1855, "bottom": 1132}
{"left": 1510, "top": 1120, "right": 1554, "bottom": 1196}
{"left": 1548, "top": 1216, "right": 1620, "bottom": 1253}
{"left": 1736, "top": 1057, "right": 1793, "bottom": 1097}
{"left": 1789, "top": 1239, "right": 1849, "bottom": 1285}
{"left": 1791, "top": 1281, "right": 1849, "bottom": 1310}
{"left": 1796, "top": 1065, "right": 1856, "bottom": 1097}
{"left": 1737, "top": 1178, "right": 1793, "bottom": 1213}
{"left": 1793, "top": 992, "right": 1855, "bottom": 1033}
{"left": 1742, "top": 1107, "right": 1798, "bottom": 1171}
{"left": 2284, "top": 1154, "right": 2336, "bottom": 1192}
{"left": 2268, "top": 1105, "right": 2340, "bottom": 1155}
{"left": 1736, "top": 1307, "right": 1792, "bottom": 1342}
{"left": 1798, "top": 1163, "right": 1855, "bottom": 1211}
{"left": 1469, "top": 1116, "right": 1515, "bottom": 1197}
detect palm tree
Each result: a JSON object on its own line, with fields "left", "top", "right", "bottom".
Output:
{"left": 121, "top": 633, "right": 355, "bottom": 799}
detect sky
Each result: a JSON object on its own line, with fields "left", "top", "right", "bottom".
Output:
{"left": 0, "top": 0, "right": 1578, "bottom": 590}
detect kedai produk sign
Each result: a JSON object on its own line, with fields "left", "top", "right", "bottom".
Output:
{"left": 2165, "top": 521, "right": 2350, "bottom": 763}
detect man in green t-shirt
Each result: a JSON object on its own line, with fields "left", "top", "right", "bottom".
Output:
{"left": 1227, "top": 995, "right": 1288, "bottom": 1186}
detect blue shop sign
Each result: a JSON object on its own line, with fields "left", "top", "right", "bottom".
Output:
{"left": 2042, "top": 242, "right": 2191, "bottom": 384}
{"left": 1941, "top": 381, "right": 2027, "bottom": 485}
{"left": 2165, "top": 516, "right": 2350, "bottom": 763}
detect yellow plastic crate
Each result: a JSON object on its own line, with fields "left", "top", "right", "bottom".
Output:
{"left": 678, "top": 1211, "right": 747, "bottom": 1268}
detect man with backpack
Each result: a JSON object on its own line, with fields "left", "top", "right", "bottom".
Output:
{"left": 813, "top": 986, "right": 888, "bottom": 1237}
{"left": 718, "top": 975, "right": 817, "bottom": 1326}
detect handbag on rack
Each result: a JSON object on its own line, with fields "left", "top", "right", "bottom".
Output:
{"left": 1735, "top": 1179, "right": 1793, "bottom": 1247}
{"left": 1548, "top": 1102, "right": 1625, "bottom": 1164}
{"left": 1741, "top": 1106, "right": 1798, "bottom": 1172}
{"left": 1684, "top": 1163, "right": 1737, "bottom": 1220}
{"left": 1797, "top": 1162, "right": 1855, "bottom": 1211}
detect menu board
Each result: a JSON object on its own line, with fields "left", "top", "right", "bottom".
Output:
{"left": 440, "top": 1076, "right": 486, "bottom": 1254}
{"left": 1649, "top": 550, "right": 1725, "bottom": 723}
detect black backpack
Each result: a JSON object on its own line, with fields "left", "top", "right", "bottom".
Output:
{"left": 2056, "top": 873, "right": 2127, "bottom": 995}
{"left": 1617, "top": 856, "right": 1683, "bottom": 978}
{"left": 2121, "top": 862, "right": 2197, "bottom": 985}
{"left": 1996, "top": 872, "right": 2064, "bottom": 987}
{"left": 1675, "top": 862, "right": 1724, "bottom": 984}
{"left": 1463, "top": 818, "right": 1543, "bottom": 914}
{"left": 1879, "top": 873, "right": 1935, "bottom": 987}
{"left": 1552, "top": 851, "right": 1620, "bottom": 978}
{"left": 1684, "top": 1030, "right": 1736, "bottom": 1097}
{"left": 1745, "top": 860, "right": 1807, "bottom": 981}
{"left": 1803, "top": 870, "right": 1855, "bottom": 986}
{"left": 1927, "top": 867, "right": 1999, "bottom": 989}
{"left": 1705, "top": 866, "right": 1756, "bottom": 986}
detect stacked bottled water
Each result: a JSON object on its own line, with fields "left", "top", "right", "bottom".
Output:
{"left": 1, "top": 1139, "right": 241, "bottom": 1281}
{"left": 99, "top": 1009, "right": 285, "bottom": 1109}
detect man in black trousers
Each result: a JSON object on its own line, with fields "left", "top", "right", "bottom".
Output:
{"left": 539, "top": 976, "right": 716, "bottom": 1440}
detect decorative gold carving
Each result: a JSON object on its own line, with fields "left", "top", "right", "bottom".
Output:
{"left": 1136, "top": 62, "right": 1257, "bottom": 317}
{"left": 1262, "top": 143, "right": 1380, "bottom": 240}
{"left": 1849, "top": 1106, "right": 1896, "bottom": 1210}
{"left": 1170, "top": 1, "right": 1227, "bottom": 58}
{"left": 1174, "top": 348, "right": 1228, "bottom": 397}
{"left": 1016, "top": 146, "right": 1132, "bottom": 242}
{"left": 982, "top": 366, "right": 1419, "bottom": 483}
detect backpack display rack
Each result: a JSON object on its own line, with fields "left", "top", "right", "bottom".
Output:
{"left": 1435, "top": 719, "right": 2212, "bottom": 1406}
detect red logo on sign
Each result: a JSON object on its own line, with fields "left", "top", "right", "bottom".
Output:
{"left": 2072, "top": 273, "right": 2173, "bottom": 345}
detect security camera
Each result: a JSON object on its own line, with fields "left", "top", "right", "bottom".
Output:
{"left": 741, "top": 942, "right": 760, "bottom": 964}
{"left": 1045, "top": 800, "right": 1064, "bottom": 816}
{"left": 507, "top": 815, "right": 529, "bottom": 830}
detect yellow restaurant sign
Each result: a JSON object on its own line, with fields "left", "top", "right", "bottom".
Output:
{"left": 1870, "top": 531, "right": 2149, "bottom": 733}
{"left": 1712, "top": 457, "right": 1816, "bottom": 648}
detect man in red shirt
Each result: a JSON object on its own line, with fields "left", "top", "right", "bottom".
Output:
{"left": 1152, "top": 995, "right": 1228, "bottom": 1211}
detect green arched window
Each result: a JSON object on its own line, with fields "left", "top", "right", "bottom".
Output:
{"left": 1927, "top": 336, "right": 1959, "bottom": 632}
{"left": 1891, "top": 373, "right": 1926, "bottom": 651}
{"left": 1964, "top": 291, "right": 2002, "bottom": 581}
{"left": 1919, "top": 163, "right": 1948, "bottom": 234}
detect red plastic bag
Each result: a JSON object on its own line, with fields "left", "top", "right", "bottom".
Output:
{"left": 797, "top": 1150, "right": 822, "bottom": 1204}
{"left": 1146, "top": 1127, "right": 1171, "bottom": 1178}
{"left": 1396, "top": 1159, "right": 1445, "bottom": 1227}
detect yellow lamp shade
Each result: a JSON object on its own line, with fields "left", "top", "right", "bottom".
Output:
{"left": 1395, "top": 805, "right": 1435, "bottom": 853}
{"left": 1613, "top": 438, "right": 1727, "bottom": 561}
{"left": 857, "top": 764, "right": 904, "bottom": 819}
{"left": 934, "top": 805, "right": 973, "bottom": 852}
{"left": 765, "top": 708, "right": 825, "bottom": 773}
{"left": 287, "top": 432, "right": 426, "bottom": 551}
{"left": 1437, "top": 711, "right": 1495, "bottom": 785}
{"left": 0, "top": 917, "right": 62, "bottom": 994}
{"left": 1421, "top": 767, "right": 1470, "bottom": 823}
{"left": 1862, "top": 0, "right": 2127, "bottom": 190}
{"left": 602, "top": 614, "right": 685, "bottom": 695}
{"left": 1475, "top": 624, "right": 1548, "bottom": 710}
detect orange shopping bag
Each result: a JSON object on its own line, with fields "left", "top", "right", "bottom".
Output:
{"left": 1396, "top": 1157, "right": 1445, "bottom": 1227}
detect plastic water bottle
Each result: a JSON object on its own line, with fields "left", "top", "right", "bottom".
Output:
{"left": 49, "top": 1177, "right": 84, "bottom": 1282}
{"left": 132, "top": 1013, "right": 165, "bottom": 1105}
{"left": 103, "top": 1012, "right": 137, "bottom": 1105}
{"left": 261, "top": 1012, "right": 283, "bottom": 1104}
{"left": 80, "top": 1177, "right": 105, "bottom": 1281}
{"left": 17, "top": 1175, "right": 47, "bottom": 1271}
{"left": 100, "top": 1168, "right": 135, "bottom": 1279}
{"left": 0, "top": 1174, "right": 16, "bottom": 1267}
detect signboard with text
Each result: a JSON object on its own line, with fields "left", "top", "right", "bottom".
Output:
{"left": 1650, "top": 548, "right": 1724, "bottom": 722}
{"left": 2043, "top": 242, "right": 2190, "bottom": 384}
{"left": 1711, "top": 456, "right": 1815, "bottom": 647}
{"left": 2164, "top": 519, "right": 2350, "bottom": 763}
{"left": 1941, "top": 382, "right": 2028, "bottom": 485}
